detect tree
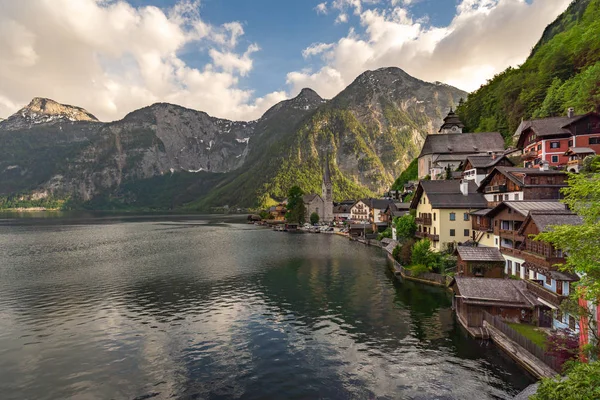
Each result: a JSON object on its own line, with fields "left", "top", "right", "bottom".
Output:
{"left": 532, "top": 361, "right": 600, "bottom": 400}
{"left": 411, "top": 239, "right": 436, "bottom": 269}
{"left": 377, "top": 227, "right": 392, "bottom": 241}
{"left": 394, "top": 214, "right": 417, "bottom": 241}
{"left": 285, "top": 186, "right": 306, "bottom": 224}
{"left": 310, "top": 212, "right": 320, "bottom": 225}
{"left": 545, "top": 330, "right": 580, "bottom": 371}
{"left": 444, "top": 165, "right": 452, "bottom": 180}
{"left": 535, "top": 171, "right": 600, "bottom": 301}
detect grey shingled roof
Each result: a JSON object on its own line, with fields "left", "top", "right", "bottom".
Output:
{"left": 470, "top": 208, "right": 492, "bottom": 216}
{"left": 303, "top": 194, "right": 322, "bottom": 203}
{"left": 453, "top": 277, "right": 538, "bottom": 307}
{"left": 478, "top": 167, "right": 567, "bottom": 190}
{"left": 413, "top": 180, "right": 488, "bottom": 209}
{"left": 523, "top": 264, "right": 580, "bottom": 282}
{"left": 529, "top": 211, "right": 583, "bottom": 232}
{"left": 438, "top": 109, "right": 465, "bottom": 132}
{"left": 419, "top": 132, "right": 505, "bottom": 157}
{"left": 564, "top": 147, "right": 596, "bottom": 155}
{"left": 499, "top": 201, "right": 566, "bottom": 217}
{"left": 465, "top": 154, "right": 514, "bottom": 169}
{"left": 523, "top": 116, "right": 573, "bottom": 137}
{"left": 457, "top": 246, "right": 505, "bottom": 262}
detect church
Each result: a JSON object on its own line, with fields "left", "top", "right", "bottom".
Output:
{"left": 303, "top": 160, "right": 334, "bottom": 223}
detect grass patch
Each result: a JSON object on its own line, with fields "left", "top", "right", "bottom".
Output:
{"left": 508, "top": 323, "right": 548, "bottom": 348}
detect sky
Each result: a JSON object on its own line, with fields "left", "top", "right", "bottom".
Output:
{"left": 0, "top": 0, "right": 572, "bottom": 122}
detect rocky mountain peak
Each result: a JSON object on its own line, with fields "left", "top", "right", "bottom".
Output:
{"left": 6, "top": 97, "right": 99, "bottom": 127}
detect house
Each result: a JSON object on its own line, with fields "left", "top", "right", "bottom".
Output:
{"left": 451, "top": 277, "right": 551, "bottom": 331}
{"left": 269, "top": 204, "right": 287, "bottom": 221}
{"left": 367, "top": 198, "right": 394, "bottom": 223}
{"left": 333, "top": 203, "right": 352, "bottom": 221}
{"left": 518, "top": 210, "right": 582, "bottom": 331}
{"left": 477, "top": 166, "right": 568, "bottom": 207}
{"left": 350, "top": 200, "right": 370, "bottom": 222}
{"left": 481, "top": 201, "right": 568, "bottom": 278}
{"left": 410, "top": 180, "right": 488, "bottom": 251}
{"left": 417, "top": 132, "right": 505, "bottom": 179}
{"left": 455, "top": 246, "right": 505, "bottom": 278}
{"left": 564, "top": 147, "right": 596, "bottom": 173}
{"left": 348, "top": 223, "right": 373, "bottom": 238}
{"left": 461, "top": 154, "right": 514, "bottom": 185}
{"left": 383, "top": 202, "right": 410, "bottom": 225}
{"left": 515, "top": 110, "right": 600, "bottom": 169}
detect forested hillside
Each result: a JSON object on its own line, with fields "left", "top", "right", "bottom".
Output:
{"left": 457, "top": 0, "right": 600, "bottom": 142}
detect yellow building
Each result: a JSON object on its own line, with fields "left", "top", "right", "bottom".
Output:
{"left": 410, "top": 180, "right": 488, "bottom": 251}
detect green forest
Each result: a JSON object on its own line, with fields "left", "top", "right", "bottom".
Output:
{"left": 457, "top": 0, "right": 600, "bottom": 143}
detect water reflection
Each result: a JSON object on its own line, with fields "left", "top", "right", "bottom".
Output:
{"left": 0, "top": 218, "right": 534, "bottom": 399}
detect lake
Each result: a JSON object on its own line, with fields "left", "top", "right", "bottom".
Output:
{"left": 0, "top": 215, "right": 534, "bottom": 399}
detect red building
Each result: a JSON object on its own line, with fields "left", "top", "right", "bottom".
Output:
{"left": 515, "top": 110, "right": 600, "bottom": 169}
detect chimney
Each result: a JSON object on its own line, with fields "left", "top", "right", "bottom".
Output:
{"left": 541, "top": 161, "right": 549, "bottom": 171}
{"left": 568, "top": 107, "right": 575, "bottom": 118}
{"left": 460, "top": 180, "right": 469, "bottom": 196}
{"left": 492, "top": 152, "right": 496, "bottom": 160}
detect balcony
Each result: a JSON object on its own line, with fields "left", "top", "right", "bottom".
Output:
{"left": 415, "top": 216, "right": 432, "bottom": 226}
{"left": 415, "top": 231, "right": 439, "bottom": 241}
{"left": 525, "top": 279, "right": 566, "bottom": 307}
{"left": 484, "top": 184, "right": 507, "bottom": 194}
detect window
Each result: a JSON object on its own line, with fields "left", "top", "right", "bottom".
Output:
{"left": 433, "top": 213, "right": 436, "bottom": 221}
{"left": 450, "top": 229, "right": 455, "bottom": 237}
{"left": 495, "top": 238, "right": 499, "bottom": 245}
{"left": 546, "top": 275, "right": 552, "bottom": 285}
{"left": 434, "top": 227, "right": 436, "bottom": 234}
{"left": 551, "top": 155, "right": 559, "bottom": 163}
{"left": 531, "top": 177, "right": 539, "bottom": 184}
{"left": 504, "top": 194, "right": 509, "bottom": 201}
{"left": 515, "top": 263, "right": 521, "bottom": 275}
{"left": 550, "top": 141, "right": 560, "bottom": 149}
{"left": 537, "top": 144, "right": 542, "bottom": 151}
{"left": 589, "top": 137, "right": 600, "bottom": 145}
{"left": 463, "top": 213, "right": 469, "bottom": 221}
{"left": 547, "top": 177, "right": 555, "bottom": 184}
{"left": 493, "top": 195, "right": 498, "bottom": 202}
{"left": 449, "top": 212, "right": 456, "bottom": 221}
{"left": 507, "top": 260, "right": 512, "bottom": 271}
{"left": 568, "top": 139, "right": 573, "bottom": 147}
{"left": 464, "top": 229, "right": 470, "bottom": 237}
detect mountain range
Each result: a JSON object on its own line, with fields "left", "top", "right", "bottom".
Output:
{"left": 0, "top": 67, "right": 465, "bottom": 210}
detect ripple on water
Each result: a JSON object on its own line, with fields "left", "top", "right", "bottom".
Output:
{"left": 0, "top": 218, "right": 534, "bottom": 399}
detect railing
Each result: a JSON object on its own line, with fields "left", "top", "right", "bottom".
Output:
{"left": 482, "top": 312, "right": 561, "bottom": 373}
{"left": 415, "top": 231, "right": 439, "bottom": 241}
{"left": 525, "top": 280, "right": 566, "bottom": 307}
{"left": 567, "top": 159, "right": 582, "bottom": 166}
{"left": 415, "top": 216, "right": 432, "bottom": 226}
{"left": 484, "top": 184, "right": 507, "bottom": 193}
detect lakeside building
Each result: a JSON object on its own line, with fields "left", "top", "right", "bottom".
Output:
{"left": 460, "top": 154, "right": 514, "bottom": 186}
{"left": 514, "top": 110, "right": 600, "bottom": 169}
{"left": 350, "top": 200, "right": 369, "bottom": 222}
{"left": 410, "top": 180, "right": 487, "bottom": 252}
{"left": 333, "top": 201, "right": 353, "bottom": 221}
{"left": 455, "top": 246, "right": 505, "bottom": 278}
{"left": 477, "top": 166, "right": 567, "bottom": 207}
{"left": 269, "top": 203, "right": 287, "bottom": 221}
{"left": 417, "top": 110, "right": 505, "bottom": 179}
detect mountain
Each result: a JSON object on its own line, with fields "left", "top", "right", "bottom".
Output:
{"left": 0, "top": 67, "right": 465, "bottom": 210}
{"left": 457, "top": 0, "right": 600, "bottom": 142}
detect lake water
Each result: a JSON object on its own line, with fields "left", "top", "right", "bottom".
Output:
{"left": 0, "top": 215, "right": 534, "bottom": 399}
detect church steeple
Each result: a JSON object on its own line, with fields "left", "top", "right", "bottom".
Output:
{"left": 321, "top": 154, "right": 334, "bottom": 222}
{"left": 438, "top": 108, "right": 465, "bottom": 134}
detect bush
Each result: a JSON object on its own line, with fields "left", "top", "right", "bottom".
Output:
{"left": 394, "top": 214, "right": 417, "bottom": 240}
{"left": 533, "top": 361, "right": 600, "bottom": 400}
{"left": 378, "top": 227, "right": 392, "bottom": 241}
{"left": 399, "top": 239, "right": 416, "bottom": 265}
{"left": 545, "top": 330, "right": 580, "bottom": 371}
{"left": 310, "top": 212, "right": 320, "bottom": 225}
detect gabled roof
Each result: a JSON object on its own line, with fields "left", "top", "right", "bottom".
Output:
{"left": 486, "top": 201, "right": 566, "bottom": 218}
{"left": 368, "top": 198, "right": 395, "bottom": 210}
{"left": 410, "top": 180, "right": 488, "bottom": 209}
{"left": 515, "top": 112, "right": 600, "bottom": 147}
{"left": 463, "top": 154, "right": 515, "bottom": 169}
{"left": 418, "top": 132, "right": 505, "bottom": 158}
{"left": 303, "top": 193, "right": 323, "bottom": 203}
{"left": 477, "top": 167, "right": 567, "bottom": 191}
{"left": 564, "top": 147, "right": 596, "bottom": 156}
{"left": 518, "top": 210, "right": 583, "bottom": 235}
{"left": 456, "top": 246, "right": 505, "bottom": 262}
{"left": 452, "top": 277, "right": 540, "bottom": 308}
{"left": 333, "top": 204, "right": 351, "bottom": 213}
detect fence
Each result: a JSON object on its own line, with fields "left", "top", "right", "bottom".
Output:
{"left": 387, "top": 255, "right": 447, "bottom": 286}
{"left": 482, "top": 312, "right": 561, "bottom": 373}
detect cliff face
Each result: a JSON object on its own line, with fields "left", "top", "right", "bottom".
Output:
{"left": 0, "top": 68, "right": 466, "bottom": 209}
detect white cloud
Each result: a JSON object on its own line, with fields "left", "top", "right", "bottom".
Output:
{"left": 302, "top": 43, "right": 336, "bottom": 59}
{"left": 335, "top": 13, "right": 349, "bottom": 24}
{"left": 287, "top": 0, "right": 572, "bottom": 98}
{"left": 315, "top": 2, "right": 328, "bottom": 14}
{"left": 0, "top": 0, "right": 285, "bottom": 122}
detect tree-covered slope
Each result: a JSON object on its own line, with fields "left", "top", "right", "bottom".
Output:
{"left": 457, "top": 0, "right": 600, "bottom": 142}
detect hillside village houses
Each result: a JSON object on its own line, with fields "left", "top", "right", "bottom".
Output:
{"left": 403, "top": 108, "right": 597, "bottom": 342}
{"left": 514, "top": 109, "right": 600, "bottom": 171}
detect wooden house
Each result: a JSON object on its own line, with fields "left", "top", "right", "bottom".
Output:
{"left": 451, "top": 277, "right": 551, "bottom": 331}
{"left": 461, "top": 154, "right": 514, "bottom": 185}
{"left": 477, "top": 167, "right": 567, "bottom": 207}
{"left": 455, "top": 246, "right": 505, "bottom": 278}
{"left": 514, "top": 110, "right": 600, "bottom": 169}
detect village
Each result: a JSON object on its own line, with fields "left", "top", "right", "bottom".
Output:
{"left": 251, "top": 108, "right": 600, "bottom": 380}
